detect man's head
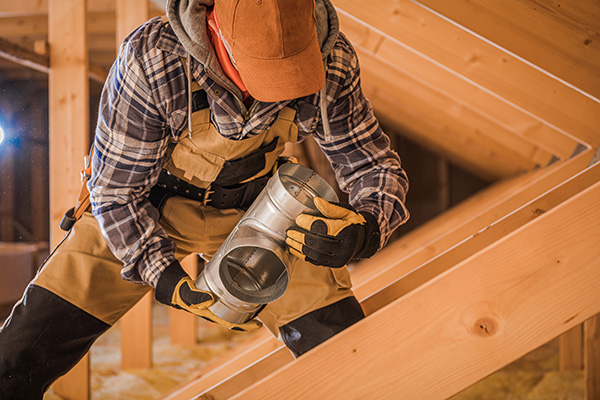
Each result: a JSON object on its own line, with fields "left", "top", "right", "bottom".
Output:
{"left": 215, "top": 0, "right": 325, "bottom": 102}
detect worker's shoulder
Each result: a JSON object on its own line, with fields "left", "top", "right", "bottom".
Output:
{"left": 328, "top": 31, "right": 360, "bottom": 72}
{"left": 120, "top": 17, "right": 185, "bottom": 60}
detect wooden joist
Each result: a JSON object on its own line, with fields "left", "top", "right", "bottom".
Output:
{"left": 560, "top": 325, "right": 583, "bottom": 371}
{"left": 162, "top": 331, "right": 279, "bottom": 400}
{"left": 336, "top": 0, "right": 599, "bottom": 159}
{"left": 0, "top": 35, "right": 108, "bottom": 83}
{"left": 170, "top": 255, "right": 200, "bottom": 346}
{"left": 229, "top": 172, "right": 600, "bottom": 400}
{"left": 117, "top": 0, "right": 152, "bottom": 371}
{"left": 363, "top": 160, "right": 600, "bottom": 314}
{"left": 585, "top": 314, "right": 600, "bottom": 400}
{"left": 354, "top": 150, "right": 593, "bottom": 303}
{"left": 0, "top": 0, "right": 162, "bottom": 16}
{"left": 165, "top": 157, "right": 598, "bottom": 399}
{"left": 0, "top": 36, "right": 49, "bottom": 74}
{"left": 48, "top": 0, "right": 90, "bottom": 397}
{"left": 417, "top": 0, "right": 600, "bottom": 99}
{"left": 121, "top": 292, "right": 153, "bottom": 369}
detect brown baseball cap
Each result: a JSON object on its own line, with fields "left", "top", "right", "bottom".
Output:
{"left": 215, "top": 0, "right": 325, "bottom": 102}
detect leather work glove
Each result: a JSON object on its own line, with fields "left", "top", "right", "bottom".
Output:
{"left": 286, "top": 197, "right": 380, "bottom": 268}
{"left": 156, "top": 261, "right": 262, "bottom": 332}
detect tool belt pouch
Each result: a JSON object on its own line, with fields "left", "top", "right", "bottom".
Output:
{"left": 60, "top": 150, "right": 93, "bottom": 231}
{"left": 59, "top": 182, "right": 92, "bottom": 231}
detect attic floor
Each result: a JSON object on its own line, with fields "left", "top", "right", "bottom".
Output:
{"left": 41, "top": 302, "right": 583, "bottom": 400}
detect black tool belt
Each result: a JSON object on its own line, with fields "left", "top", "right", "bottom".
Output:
{"left": 148, "top": 169, "right": 270, "bottom": 212}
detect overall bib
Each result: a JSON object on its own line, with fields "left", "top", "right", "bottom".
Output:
{"left": 0, "top": 83, "right": 364, "bottom": 399}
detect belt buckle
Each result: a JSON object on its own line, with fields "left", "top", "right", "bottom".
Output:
{"left": 203, "top": 187, "right": 214, "bottom": 206}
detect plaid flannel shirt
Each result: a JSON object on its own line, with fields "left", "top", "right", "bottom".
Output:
{"left": 88, "top": 17, "right": 409, "bottom": 287}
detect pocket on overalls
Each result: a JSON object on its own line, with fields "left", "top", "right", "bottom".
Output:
{"left": 328, "top": 267, "right": 353, "bottom": 290}
{"left": 168, "top": 137, "right": 225, "bottom": 184}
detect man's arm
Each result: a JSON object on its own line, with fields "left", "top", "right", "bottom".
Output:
{"left": 314, "top": 32, "right": 409, "bottom": 252}
{"left": 88, "top": 27, "right": 176, "bottom": 288}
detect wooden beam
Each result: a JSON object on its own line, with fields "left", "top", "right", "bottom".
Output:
{"left": 161, "top": 331, "right": 279, "bottom": 400}
{"left": 339, "top": 9, "right": 580, "bottom": 161}
{"left": 0, "top": 0, "right": 163, "bottom": 16}
{"left": 355, "top": 151, "right": 593, "bottom": 304}
{"left": 0, "top": 35, "right": 50, "bottom": 73}
{"left": 361, "top": 159, "right": 600, "bottom": 315}
{"left": 335, "top": 0, "right": 600, "bottom": 148}
{"left": 116, "top": 0, "right": 150, "bottom": 48}
{"left": 0, "top": 36, "right": 108, "bottom": 83}
{"left": 120, "top": 291, "right": 153, "bottom": 369}
{"left": 164, "top": 153, "right": 594, "bottom": 400}
{"left": 47, "top": 1, "right": 89, "bottom": 398}
{"left": 0, "top": 13, "right": 117, "bottom": 38}
{"left": 338, "top": 12, "right": 582, "bottom": 179}
{"left": 170, "top": 255, "right": 199, "bottom": 346}
{"left": 585, "top": 314, "right": 600, "bottom": 400}
{"left": 115, "top": 0, "right": 152, "bottom": 372}
{"left": 200, "top": 348, "right": 293, "bottom": 400}
{"left": 168, "top": 157, "right": 600, "bottom": 400}
{"left": 416, "top": 0, "right": 600, "bottom": 100}
{"left": 233, "top": 177, "right": 600, "bottom": 400}
{"left": 560, "top": 325, "right": 583, "bottom": 371}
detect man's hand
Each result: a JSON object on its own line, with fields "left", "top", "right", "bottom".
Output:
{"left": 155, "top": 261, "right": 262, "bottom": 332}
{"left": 156, "top": 261, "right": 214, "bottom": 313}
{"left": 286, "top": 197, "right": 377, "bottom": 268}
{"left": 170, "top": 276, "right": 214, "bottom": 314}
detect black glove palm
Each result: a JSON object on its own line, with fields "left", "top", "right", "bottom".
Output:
{"left": 286, "top": 197, "right": 378, "bottom": 268}
{"left": 156, "top": 261, "right": 262, "bottom": 331}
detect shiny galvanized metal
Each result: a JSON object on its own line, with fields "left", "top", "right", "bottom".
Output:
{"left": 196, "top": 163, "right": 338, "bottom": 324}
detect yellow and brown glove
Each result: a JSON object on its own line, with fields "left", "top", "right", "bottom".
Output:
{"left": 156, "top": 261, "right": 262, "bottom": 332}
{"left": 285, "top": 197, "right": 380, "bottom": 268}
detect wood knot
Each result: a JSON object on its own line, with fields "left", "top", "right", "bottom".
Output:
{"left": 472, "top": 317, "right": 498, "bottom": 337}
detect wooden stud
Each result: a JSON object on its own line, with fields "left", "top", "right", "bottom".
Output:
{"left": 52, "top": 354, "right": 90, "bottom": 400}
{"left": 115, "top": 0, "right": 152, "bottom": 372}
{"left": 120, "top": 291, "right": 153, "bottom": 369}
{"left": 233, "top": 178, "right": 600, "bottom": 400}
{"left": 170, "top": 255, "right": 199, "bottom": 346}
{"left": 585, "top": 314, "right": 600, "bottom": 400}
{"left": 48, "top": 0, "right": 89, "bottom": 397}
{"left": 115, "top": 0, "right": 149, "bottom": 53}
{"left": 559, "top": 325, "right": 583, "bottom": 371}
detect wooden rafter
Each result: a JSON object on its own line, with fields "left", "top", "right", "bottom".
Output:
{"left": 163, "top": 154, "right": 598, "bottom": 399}
{"left": 229, "top": 170, "right": 600, "bottom": 400}
{"left": 0, "top": 35, "right": 108, "bottom": 83}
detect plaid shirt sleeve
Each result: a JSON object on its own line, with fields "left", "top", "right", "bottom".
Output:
{"left": 88, "top": 25, "right": 177, "bottom": 288}
{"left": 313, "top": 33, "right": 409, "bottom": 247}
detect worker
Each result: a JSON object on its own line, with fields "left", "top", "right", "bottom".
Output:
{"left": 0, "top": 0, "right": 409, "bottom": 398}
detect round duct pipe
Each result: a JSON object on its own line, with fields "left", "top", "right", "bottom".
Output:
{"left": 196, "top": 163, "right": 338, "bottom": 324}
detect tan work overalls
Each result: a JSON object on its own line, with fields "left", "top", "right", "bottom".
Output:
{"left": 32, "top": 80, "right": 355, "bottom": 336}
